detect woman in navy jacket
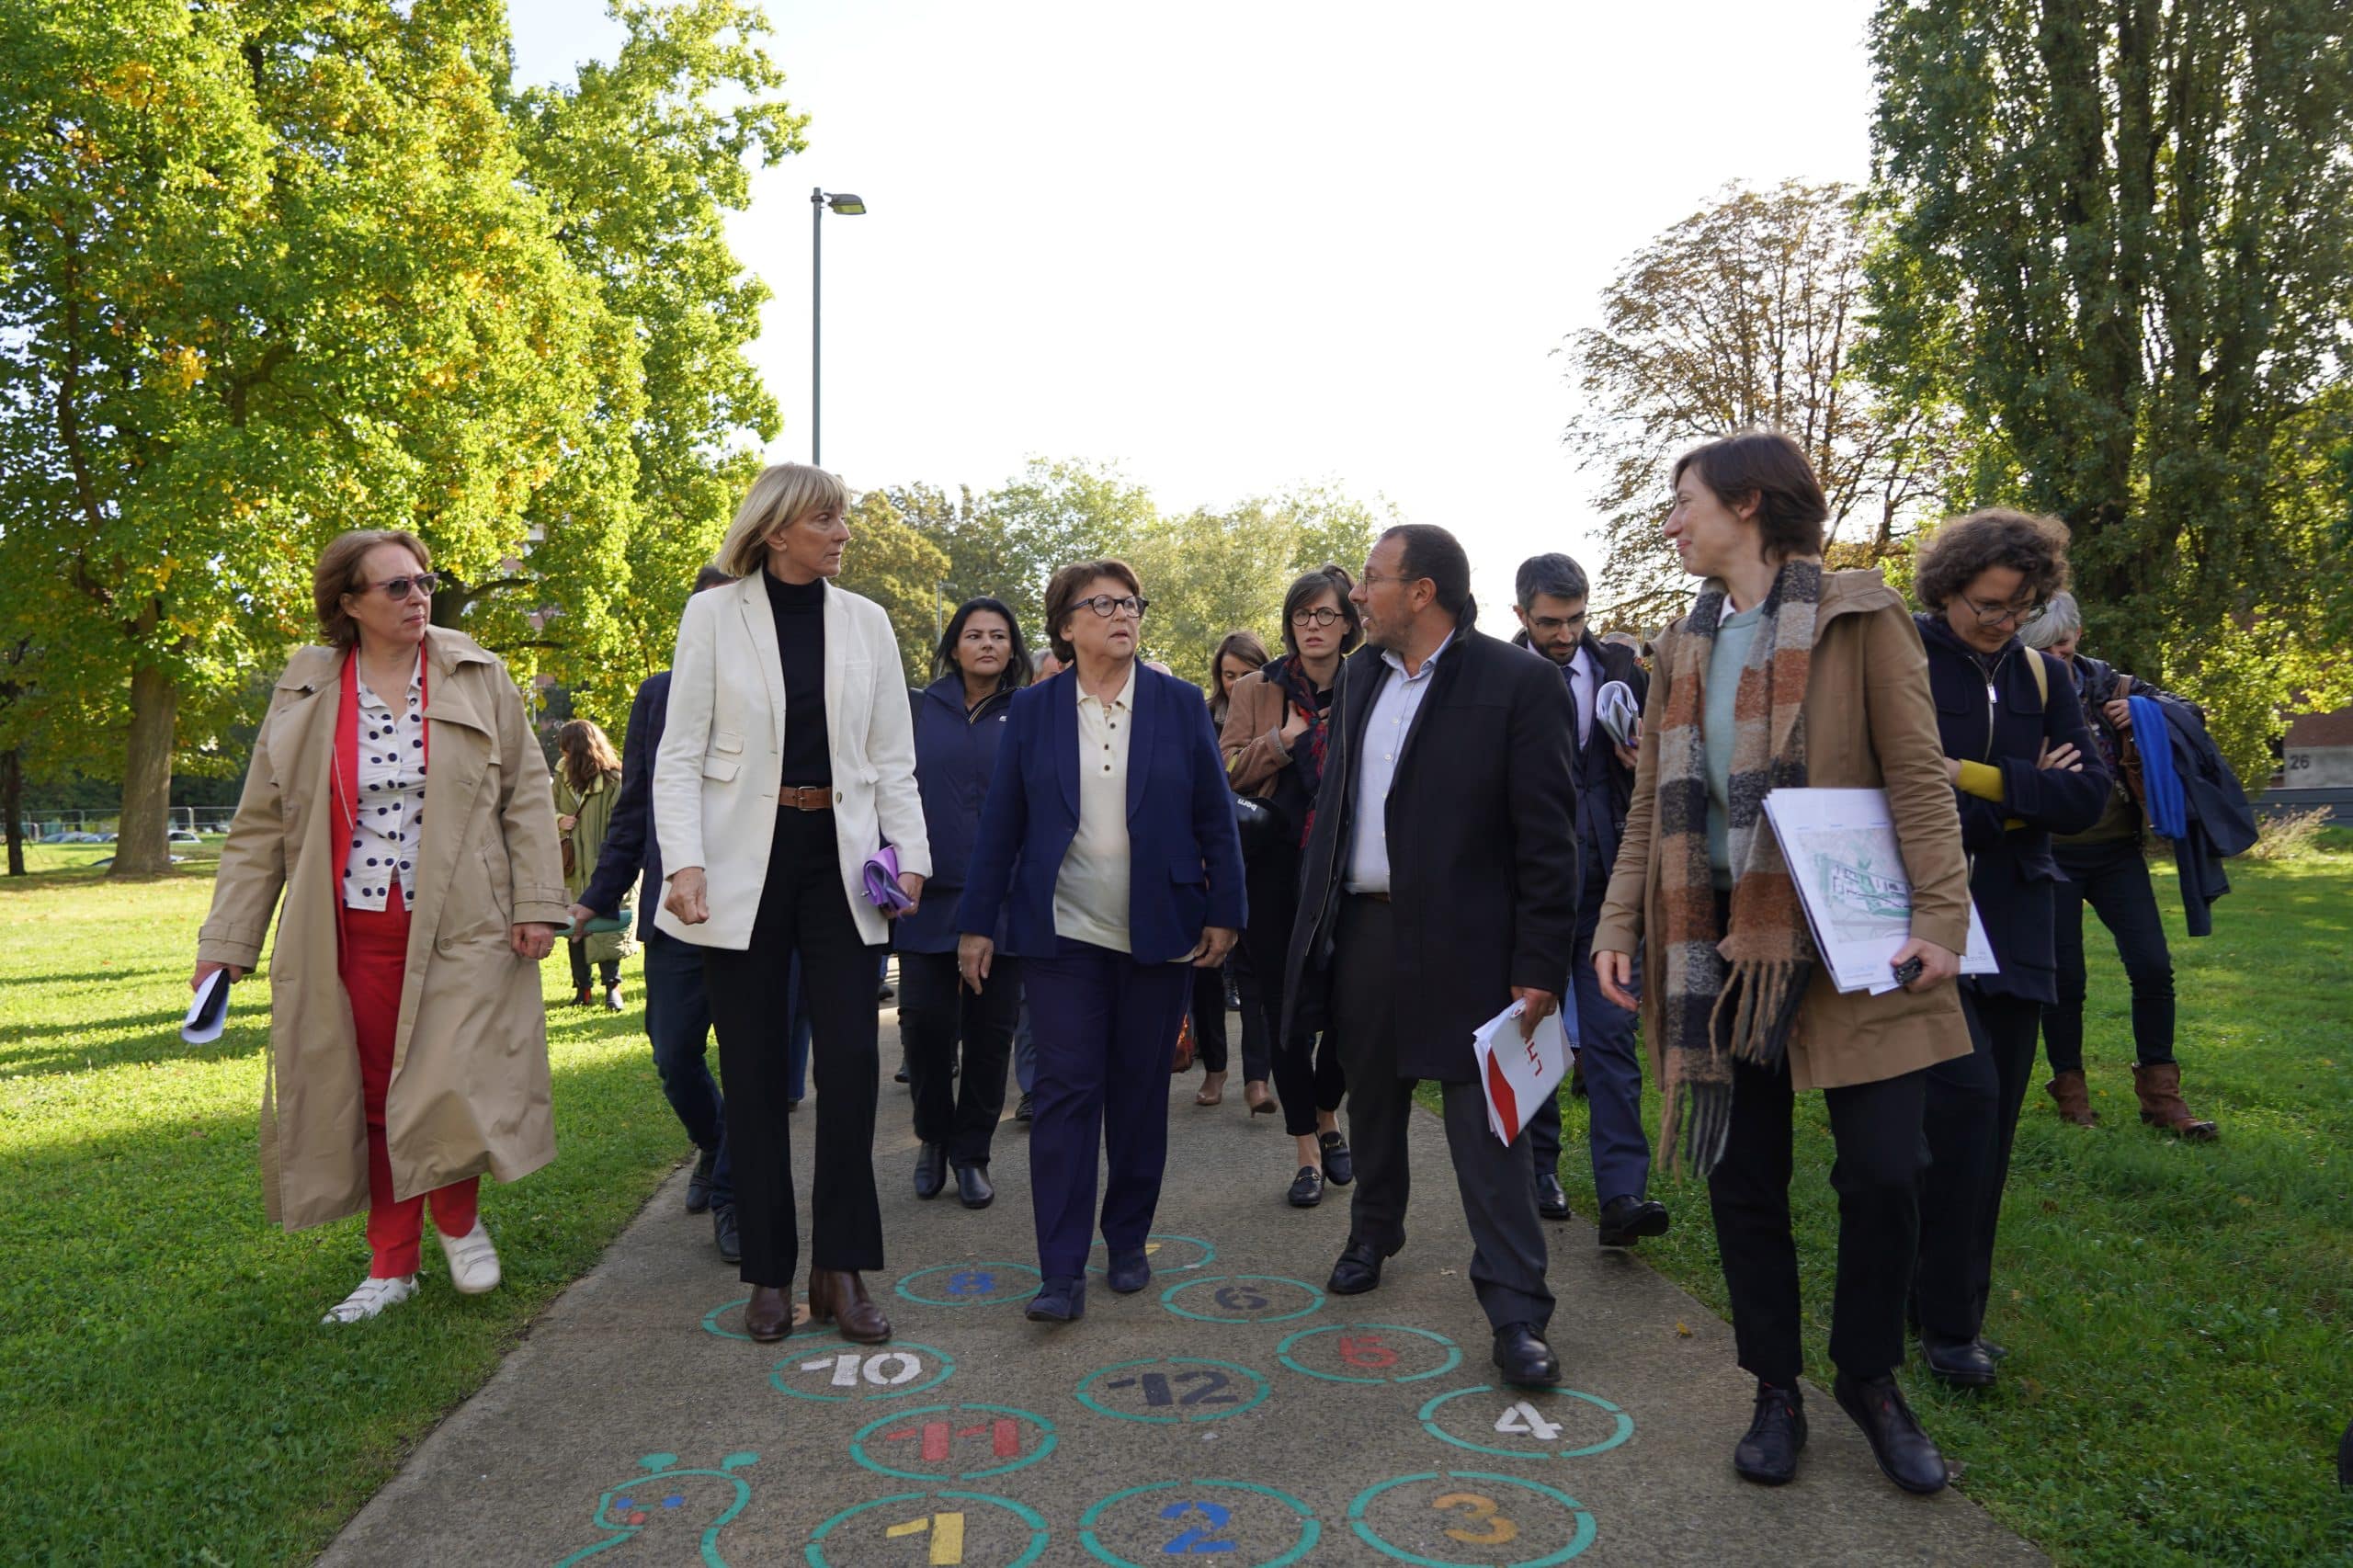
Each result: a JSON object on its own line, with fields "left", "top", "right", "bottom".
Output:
{"left": 957, "top": 560, "right": 1246, "bottom": 1324}
{"left": 898, "top": 598, "right": 1032, "bottom": 1211}
{"left": 1909, "top": 510, "right": 2109, "bottom": 1392}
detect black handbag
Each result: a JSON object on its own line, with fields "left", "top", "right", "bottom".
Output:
{"left": 1232, "top": 793, "right": 1282, "bottom": 862}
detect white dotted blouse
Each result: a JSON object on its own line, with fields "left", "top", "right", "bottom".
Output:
{"left": 343, "top": 659, "right": 428, "bottom": 911}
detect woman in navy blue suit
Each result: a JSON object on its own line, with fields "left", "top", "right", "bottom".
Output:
{"left": 957, "top": 560, "right": 1247, "bottom": 1324}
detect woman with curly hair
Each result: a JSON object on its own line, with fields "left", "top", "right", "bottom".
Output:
{"left": 1907, "top": 508, "right": 2110, "bottom": 1392}
{"left": 552, "top": 719, "right": 630, "bottom": 1009}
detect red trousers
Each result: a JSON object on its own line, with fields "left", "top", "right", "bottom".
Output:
{"left": 339, "top": 896, "right": 478, "bottom": 1278}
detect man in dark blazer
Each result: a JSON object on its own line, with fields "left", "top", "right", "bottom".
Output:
{"left": 570, "top": 565, "right": 738, "bottom": 1262}
{"left": 1510, "top": 553, "right": 1668, "bottom": 1248}
{"left": 1283, "top": 525, "right": 1582, "bottom": 1387}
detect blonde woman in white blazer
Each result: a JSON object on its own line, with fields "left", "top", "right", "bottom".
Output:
{"left": 653, "top": 462, "right": 931, "bottom": 1345}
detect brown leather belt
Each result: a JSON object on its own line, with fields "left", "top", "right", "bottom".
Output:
{"left": 1352, "top": 890, "right": 1392, "bottom": 903}
{"left": 778, "top": 785, "right": 835, "bottom": 812}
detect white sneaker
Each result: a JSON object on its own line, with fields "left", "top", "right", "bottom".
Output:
{"left": 322, "top": 1274, "right": 417, "bottom": 1324}
{"left": 438, "top": 1220, "right": 502, "bottom": 1294}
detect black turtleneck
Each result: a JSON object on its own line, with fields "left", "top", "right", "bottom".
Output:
{"left": 764, "top": 570, "right": 832, "bottom": 787}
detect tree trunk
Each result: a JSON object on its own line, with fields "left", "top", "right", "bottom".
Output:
{"left": 2, "top": 749, "right": 22, "bottom": 877}
{"left": 110, "top": 661, "right": 177, "bottom": 879}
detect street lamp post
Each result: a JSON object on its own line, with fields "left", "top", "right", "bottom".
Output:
{"left": 810, "top": 187, "right": 866, "bottom": 467}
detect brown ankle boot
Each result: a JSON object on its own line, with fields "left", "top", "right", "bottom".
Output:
{"left": 2045, "top": 1070, "right": 2100, "bottom": 1127}
{"left": 2132, "top": 1062, "right": 2218, "bottom": 1142}
{"left": 744, "top": 1284, "right": 795, "bottom": 1343}
{"left": 808, "top": 1267, "right": 892, "bottom": 1344}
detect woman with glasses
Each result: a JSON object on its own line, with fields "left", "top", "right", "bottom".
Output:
{"left": 1909, "top": 509, "right": 2110, "bottom": 1391}
{"left": 957, "top": 560, "right": 1246, "bottom": 1324}
{"left": 1222, "top": 565, "right": 1360, "bottom": 1205}
{"left": 1188, "top": 631, "right": 1272, "bottom": 1109}
{"left": 194, "top": 530, "right": 566, "bottom": 1324}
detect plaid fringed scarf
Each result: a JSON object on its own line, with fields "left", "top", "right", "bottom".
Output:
{"left": 1654, "top": 558, "right": 1822, "bottom": 1176}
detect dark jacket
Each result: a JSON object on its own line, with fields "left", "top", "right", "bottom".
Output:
{"left": 956, "top": 664, "right": 1247, "bottom": 965}
{"left": 1572, "top": 631, "right": 1647, "bottom": 885}
{"left": 580, "top": 670, "right": 668, "bottom": 929}
{"left": 2152, "top": 698, "right": 2257, "bottom": 936}
{"left": 895, "top": 676, "right": 1017, "bottom": 953}
{"left": 1916, "top": 614, "right": 2110, "bottom": 1004}
{"left": 1281, "top": 608, "right": 1583, "bottom": 1082}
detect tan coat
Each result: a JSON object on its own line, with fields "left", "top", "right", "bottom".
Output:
{"left": 1594, "top": 568, "right": 1974, "bottom": 1091}
{"left": 197, "top": 628, "right": 568, "bottom": 1233}
{"left": 1219, "top": 669, "right": 1297, "bottom": 797}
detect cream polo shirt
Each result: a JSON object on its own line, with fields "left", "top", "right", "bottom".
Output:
{"left": 1052, "top": 663, "right": 1137, "bottom": 953}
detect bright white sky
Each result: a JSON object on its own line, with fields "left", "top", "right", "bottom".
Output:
{"left": 506, "top": 0, "right": 1878, "bottom": 626}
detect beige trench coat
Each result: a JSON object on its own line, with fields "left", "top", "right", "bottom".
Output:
{"left": 197, "top": 627, "right": 568, "bottom": 1233}
{"left": 1594, "top": 567, "right": 1975, "bottom": 1091}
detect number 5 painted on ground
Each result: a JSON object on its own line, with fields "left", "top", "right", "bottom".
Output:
{"left": 1159, "top": 1498, "right": 1237, "bottom": 1554}
{"left": 1432, "top": 1491, "right": 1519, "bottom": 1547}
{"left": 886, "top": 1510, "right": 965, "bottom": 1563}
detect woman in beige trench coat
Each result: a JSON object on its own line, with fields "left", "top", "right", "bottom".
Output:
{"left": 193, "top": 528, "right": 568, "bottom": 1324}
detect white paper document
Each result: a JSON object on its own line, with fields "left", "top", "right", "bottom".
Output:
{"left": 1472, "top": 1000, "right": 1574, "bottom": 1145}
{"left": 182, "top": 968, "right": 232, "bottom": 1045}
{"left": 1762, "top": 787, "right": 1999, "bottom": 994}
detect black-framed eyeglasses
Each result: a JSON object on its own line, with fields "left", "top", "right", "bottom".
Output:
{"left": 1074, "top": 594, "right": 1148, "bottom": 619}
{"left": 363, "top": 573, "right": 441, "bottom": 601}
{"left": 1290, "top": 606, "right": 1347, "bottom": 628}
{"left": 1962, "top": 595, "right": 2046, "bottom": 629}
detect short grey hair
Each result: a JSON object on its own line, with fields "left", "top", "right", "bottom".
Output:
{"left": 1514, "top": 552, "right": 1589, "bottom": 610}
{"left": 2019, "top": 589, "right": 2083, "bottom": 650}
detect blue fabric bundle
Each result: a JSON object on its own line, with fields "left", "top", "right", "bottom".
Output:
{"left": 2131, "top": 694, "right": 2187, "bottom": 837}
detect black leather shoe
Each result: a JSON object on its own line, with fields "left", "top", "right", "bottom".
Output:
{"left": 1287, "top": 1165, "right": 1324, "bottom": 1208}
{"left": 685, "top": 1147, "right": 718, "bottom": 1214}
{"left": 711, "top": 1204, "right": 741, "bottom": 1264}
{"left": 787, "top": 1096, "right": 801, "bottom": 1113}
{"left": 1922, "top": 1335, "right": 1996, "bottom": 1389}
{"left": 1597, "top": 1194, "right": 1670, "bottom": 1247}
{"left": 914, "top": 1142, "right": 948, "bottom": 1199}
{"left": 1491, "top": 1323, "right": 1562, "bottom": 1388}
{"left": 1834, "top": 1371, "right": 1949, "bottom": 1494}
{"left": 1536, "top": 1172, "right": 1571, "bottom": 1221}
{"left": 1733, "top": 1381, "right": 1806, "bottom": 1484}
{"left": 1026, "top": 1275, "right": 1085, "bottom": 1323}
{"left": 1016, "top": 1092, "right": 1035, "bottom": 1122}
{"left": 1327, "top": 1235, "right": 1397, "bottom": 1295}
{"left": 1105, "top": 1247, "right": 1152, "bottom": 1294}
{"left": 1318, "top": 1131, "right": 1354, "bottom": 1187}
{"left": 954, "top": 1163, "right": 994, "bottom": 1210}
{"left": 1978, "top": 1336, "right": 2010, "bottom": 1361}
{"left": 893, "top": 1055, "right": 909, "bottom": 1084}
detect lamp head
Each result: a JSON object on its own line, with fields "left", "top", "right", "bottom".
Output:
{"left": 826, "top": 193, "right": 867, "bottom": 216}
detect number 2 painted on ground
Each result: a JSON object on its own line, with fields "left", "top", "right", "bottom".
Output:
{"left": 885, "top": 1510, "right": 965, "bottom": 1563}
{"left": 1159, "top": 1498, "right": 1237, "bottom": 1554}
{"left": 1432, "top": 1491, "right": 1519, "bottom": 1547}
{"left": 1494, "top": 1400, "right": 1564, "bottom": 1441}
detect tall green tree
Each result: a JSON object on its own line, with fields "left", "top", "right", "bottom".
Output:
{"left": 838, "top": 491, "right": 952, "bottom": 687}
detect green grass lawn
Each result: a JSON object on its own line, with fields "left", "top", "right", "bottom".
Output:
{"left": 0, "top": 849, "right": 689, "bottom": 1564}
{"left": 1533, "top": 835, "right": 2353, "bottom": 1565}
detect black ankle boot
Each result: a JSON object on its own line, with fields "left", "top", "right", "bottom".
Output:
{"left": 1733, "top": 1381, "right": 1806, "bottom": 1484}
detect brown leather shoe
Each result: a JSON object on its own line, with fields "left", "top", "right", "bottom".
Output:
{"left": 744, "top": 1284, "right": 795, "bottom": 1343}
{"left": 808, "top": 1267, "right": 892, "bottom": 1344}
{"left": 2132, "top": 1062, "right": 2218, "bottom": 1141}
{"left": 2045, "top": 1070, "right": 2100, "bottom": 1127}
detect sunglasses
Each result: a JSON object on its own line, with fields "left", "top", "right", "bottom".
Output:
{"left": 360, "top": 573, "right": 441, "bottom": 602}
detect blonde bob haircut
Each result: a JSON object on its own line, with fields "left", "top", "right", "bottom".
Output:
{"left": 714, "top": 463, "right": 849, "bottom": 578}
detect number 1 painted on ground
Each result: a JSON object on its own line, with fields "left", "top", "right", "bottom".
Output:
{"left": 885, "top": 1510, "right": 965, "bottom": 1563}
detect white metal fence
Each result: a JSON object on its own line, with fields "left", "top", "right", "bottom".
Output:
{"left": 13, "top": 806, "right": 237, "bottom": 843}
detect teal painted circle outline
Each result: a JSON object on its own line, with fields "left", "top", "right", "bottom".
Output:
{"left": 700, "top": 1295, "right": 754, "bottom": 1342}
{"left": 803, "top": 1487, "right": 1049, "bottom": 1568}
{"left": 1346, "top": 1470, "right": 1597, "bottom": 1567}
{"left": 895, "top": 1261, "right": 1044, "bottom": 1307}
{"left": 1160, "top": 1274, "right": 1326, "bottom": 1324}
{"left": 1073, "top": 1356, "right": 1270, "bottom": 1426}
{"left": 1084, "top": 1232, "right": 1216, "bottom": 1276}
{"left": 1415, "top": 1385, "right": 1635, "bottom": 1460}
{"left": 1076, "top": 1478, "right": 1321, "bottom": 1568}
{"left": 771, "top": 1339, "right": 956, "bottom": 1403}
{"left": 1277, "top": 1323, "right": 1463, "bottom": 1385}
{"left": 848, "top": 1403, "right": 1059, "bottom": 1483}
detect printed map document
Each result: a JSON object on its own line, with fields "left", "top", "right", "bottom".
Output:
{"left": 1762, "top": 787, "right": 1999, "bottom": 994}
{"left": 1472, "top": 999, "right": 1574, "bottom": 1144}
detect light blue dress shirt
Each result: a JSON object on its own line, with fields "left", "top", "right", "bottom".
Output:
{"left": 1345, "top": 631, "right": 1455, "bottom": 894}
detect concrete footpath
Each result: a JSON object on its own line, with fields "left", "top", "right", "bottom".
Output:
{"left": 323, "top": 1020, "right": 2040, "bottom": 1567}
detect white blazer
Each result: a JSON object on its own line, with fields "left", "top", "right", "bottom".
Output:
{"left": 652, "top": 573, "right": 932, "bottom": 949}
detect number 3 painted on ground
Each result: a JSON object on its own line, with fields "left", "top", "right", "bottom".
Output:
{"left": 1158, "top": 1498, "right": 1237, "bottom": 1553}
{"left": 1432, "top": 1491, "right": 1519, "bottom": 1547}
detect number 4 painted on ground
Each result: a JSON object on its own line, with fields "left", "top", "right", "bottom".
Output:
{"left": 1495, "top": 1400, "right": 1564, "bottom": 1441}
{"left": 886, "top": 1510, "right": 965, "bottom": 1563}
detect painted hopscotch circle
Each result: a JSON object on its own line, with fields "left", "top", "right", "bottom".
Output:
{"left": 1416, "top": 1385, "right": 1635, "bottom": 1461}
{"left": 1347, "top": 1471, "right": 1597, "bottom": 1568}
{"left": 1160, "top": 1274, "right": 1326, "bottom": 1324}
{"left": 1078, "top": 1479, "right": 1320, "bottom": 1568}
{"left": 699, "top": 1295, "right": 809, "bottom": 1343}
{"left": 1278, "top": 1323, "right": 1463, "bottom": 1386}
{"left": 850, "top": 1403, "right": 1058, "bottom": 1483}
{"left": 1074, "top": 1357, "right": 1270, "bottom": 1426}
{"left": 772, "top": 1339, "right": 955, "bottom": 1403}
{"left": 896, "top": 1261, "right": 1044, "bottom": 1308}
{"left": 804, "top": 1488, "right": 1048, "bottom": 1568}
{"left": 1085, "top": 1233, "right": 1215, "bottom": 1277}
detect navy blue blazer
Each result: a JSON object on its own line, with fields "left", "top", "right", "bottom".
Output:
{"left": 955, "top": 665, "right": 1247, "bottom": 965}
{"left": 895, "top": 677, "right": 1017, "bottom": 954}
{"left": 580, "top": 669, "right": 668, "bottom": 929}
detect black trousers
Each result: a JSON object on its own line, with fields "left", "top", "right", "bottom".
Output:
{"left": 1332, "top": 895, "right": 1550, "bottom": 1331}
{"left": 898, "top": 948, "right": 1022, "bottom": 1167}
{"left": 2043, "top": 837, "right": 2177, "bottom": 1072}
{"left": 1245, "top": 853, "right": 1346, "bottom": 1137}
{"left": 701, "top": 808, "right": 883, "bottom": 1287}
{"left": 567, "top": 942, "right": 619, "bottom": 991}
{"left": 1915, "top": 983, "right": 2044, "bottom": 1346}
{"left": 1708, "top": 1053, "right": 1928, "bottom": 1384}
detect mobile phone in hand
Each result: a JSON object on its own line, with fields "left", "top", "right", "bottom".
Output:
{"left": 1892, "top": 956, "right": 1925, "bottom": 987}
